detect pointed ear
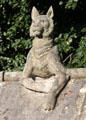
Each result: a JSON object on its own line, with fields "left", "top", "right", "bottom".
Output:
{"left": 46, "top": 6, "right": 54, "bottom": 19}
{"left": 31, "top": 6, "right": 39, "bottom": 20}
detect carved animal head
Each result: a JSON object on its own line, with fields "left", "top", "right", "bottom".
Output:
{"left": 30, "top": 6, "right": 54, "bottom": 38}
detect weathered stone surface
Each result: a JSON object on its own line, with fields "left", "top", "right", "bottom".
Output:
{"left": 21, "top": 76, "right": 62, "bottom": 93}
{"left": 0, "top": 78, "right": 86, "bottom": 120}
{"left": 0, "top": 72, "right": 22, "bottom": 82}
{"left": 67, "top": 68, "right": 86, "bottom": 79}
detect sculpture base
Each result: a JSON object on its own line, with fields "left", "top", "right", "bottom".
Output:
{"left": 0, "top": 78, "right": 86, "bottom": 120}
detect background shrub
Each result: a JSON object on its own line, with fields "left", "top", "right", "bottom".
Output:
{"left": 0, "top": 0, "right": 86, "bottom": 71}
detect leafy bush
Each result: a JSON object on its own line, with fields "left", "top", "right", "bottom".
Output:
{"left": 0, "top": 0, "right": 86, "bottom": 71}
{"left": 0, "top": 0, "right": 32, "bottom": 71}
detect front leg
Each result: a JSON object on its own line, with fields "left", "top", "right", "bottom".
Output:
{"left": 42, "top": 52, "right": 68, "bottom": 111}
{"left": 21, "top": 50, "right": 37, "bottom": 91}
{"left": 43, "top": 92, "right": 57, "bottom": 111}
{"left": 23, "top": 50, "right": 33, "bottom": 79}
{"left": 47, "top": 49, "right": 68, "bottom": 89}
{"left": 42, "top": 74, "right": 67, "bottom": 111}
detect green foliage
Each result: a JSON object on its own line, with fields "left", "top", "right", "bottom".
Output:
{"left": 69, "top": 36, "right": 86, "bottom": 67}
{"left": 0, "top": 0, "right": 86, "bottom": 71}
{"left": 65, "top": 0, "right": 78, "bottom": 10}
{"left": 0, "top": 0, "right": 32, "bottom": 71}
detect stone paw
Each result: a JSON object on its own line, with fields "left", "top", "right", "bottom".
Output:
{"left": 42, "top": 95, "right": 56, "bottom": 111}
{"left": 43, "top": 102, "right": 55, "bottom": 111}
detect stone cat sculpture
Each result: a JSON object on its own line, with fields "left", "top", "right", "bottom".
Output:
{"left": 22, "top": 6, "right": 69, "bottom": 111}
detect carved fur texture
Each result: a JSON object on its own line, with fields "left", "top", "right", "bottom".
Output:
{"left": 22, "top": 6, "right": 68, "bottom": 111}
